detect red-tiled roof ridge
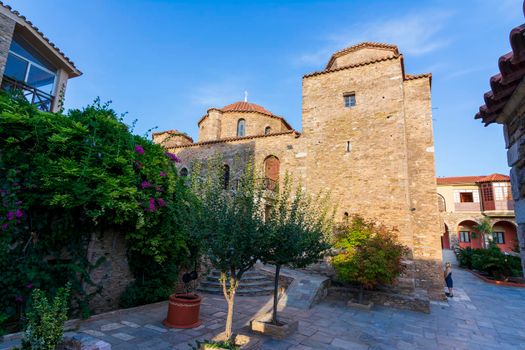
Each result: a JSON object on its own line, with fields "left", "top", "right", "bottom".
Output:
{"left": 325, "top": 42, "right": 399, "bottom": 70}
{"left": 197, "top": 101, "right": 293, "bottom": 130}
{"left": 405, "top": 73, "right": 432, "bottom": 80}
{"left": 304, "top": 54, "right": 401, "bottom": 79}
{"left": 476, "top": 5, "right": 525, "bottom": 125}
{"left": 436, "top": 173, "right": 510, "bottom": 185}
{"left": 0, "top": 1, "right": 81, "bottom": 76}
{"left": 151, "top": 129, "right": 193, "bottom": 142}
{"left": 169, "top": 130, "right": 300, "bottom": 149}
{"left": 476, "top": 173, "right": 510, "bottom": 182}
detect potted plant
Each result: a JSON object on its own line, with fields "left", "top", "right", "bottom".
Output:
{"left": 252, "top": 176, "right": 332, "bottom": 339}
{"left": 331, "top": 215, "right": 408, "bottom": 309}
{"left": 163, "top": 270, "right": 202, "bottom": 328}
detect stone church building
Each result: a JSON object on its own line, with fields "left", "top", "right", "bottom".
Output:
{"left": 154, "top": 42, "right": 444, "bottom": 299}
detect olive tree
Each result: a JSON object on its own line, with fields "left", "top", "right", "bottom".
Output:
{"left": 192, "top": 158, "right": 266, "bottom": 341}
{"left": 261, "top": 176, "right": 332, "bottom": 325}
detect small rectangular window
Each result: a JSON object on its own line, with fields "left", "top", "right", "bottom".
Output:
{"left": 460, "top": 192, "right": 474, "bottom": 203}
{"left": 459, "top": 231, "right": 471, "bottom": 243}
{"left": 344, "top": 93, "right": 356, "bottom": 108}
{"left": 493, "top": 232, "right": 505, "bottom": 244}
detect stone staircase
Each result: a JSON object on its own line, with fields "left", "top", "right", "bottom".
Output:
{"left": 198, "top": 269, "right": 275, "bottom": 296}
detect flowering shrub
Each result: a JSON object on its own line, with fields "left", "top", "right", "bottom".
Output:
{"left": 0, "top": 94, "right": 197, "bottom": 331}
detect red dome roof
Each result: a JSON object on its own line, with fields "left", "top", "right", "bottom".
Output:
{"left": 221, "top": 101, "right": 273, "bottom": 116}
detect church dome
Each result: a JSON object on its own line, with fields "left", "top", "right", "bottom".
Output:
{"left": 221, "top": 101, "right": 273, "bottom": 116}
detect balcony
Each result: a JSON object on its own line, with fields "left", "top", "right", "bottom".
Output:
{"left": 1, "top": 75, "right": 54, "bottom": 112}
{"left": 454, "top": 202, "right": 481, "bottom": 211}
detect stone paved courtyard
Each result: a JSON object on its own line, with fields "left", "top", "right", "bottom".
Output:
{"left": 2, "top": 251, "right": 525, "bottom": 350}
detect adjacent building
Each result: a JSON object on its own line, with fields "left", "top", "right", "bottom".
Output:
{"left": 476, "top": 1, "right": 525, "bottom": 274}
{"left": 154, "top": 42, "right": 445, "bottom": 299}
{"left": 0, "top": 2, "right": 81, "bottom": 112}
{"left": 437, "top": 174, "right": 517, "bottom": 252}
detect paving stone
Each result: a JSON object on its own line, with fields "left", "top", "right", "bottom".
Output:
{"left": 120, "top": 320, "right": 140, "bottom": 328}
{"left": 144, "top": 324, "right": 168, "bottom": 333}
{"left": 100, "top": 322, "right": 125, "bottom": 332}
{"left": 81, "top": 329, "right": 106, "bottom": 337}
{"left": 111, "top": 332, "right": 135, "bottom": 341}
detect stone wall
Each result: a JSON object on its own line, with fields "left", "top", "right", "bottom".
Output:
{"left": 84, "top": 231, "right": 134, "bottom": 314}
{"left": 0, "top": 12, "right": 15, "bottom": 83}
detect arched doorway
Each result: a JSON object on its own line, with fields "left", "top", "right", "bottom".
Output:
{"left": 441, "top": 223, "right": 450, "bottom": 250}
{"left": 264, "top": 155, "right": 279, "bottom": 191}
{"left": 457, "top": 220, "right": 482, "bottom": 249}
{"left": 492, "top": 221, "right": 518, "bottom": 252}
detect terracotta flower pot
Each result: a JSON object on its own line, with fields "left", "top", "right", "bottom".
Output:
{"left": 163, "top": 293, "right": 202, "bottom": 328}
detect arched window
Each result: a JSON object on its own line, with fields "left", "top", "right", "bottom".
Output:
{"left": 223, "top": 164, "right": 230, "bottom": 190}
{"left": 437, "top": 194, "right": 446, "bottom": 212}
{"left": 237, "top": 119, "right": 246, "bottom": 137}
{"left": 180, "top": 168, "right": 188, "bottom": 177}
{"left": 264, "top": 155, "right": 280, "bottom": 191}
{"left": 265, "top": 126, "right": 271, "bottom": 135}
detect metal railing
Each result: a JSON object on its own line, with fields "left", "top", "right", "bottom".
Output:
{"left": 1, "top": 75, "right": 54, "bottom": 112}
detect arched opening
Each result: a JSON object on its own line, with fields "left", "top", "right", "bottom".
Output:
{"left": 492, "top": 221, "right": 518, "bottom": 252}
{"left": 264, "top": 126, "right": 271, "bottom": 135}
{"left": 343, "top": 212, "right": 349, "bottom": 224}
{"left": 179, "top": 167, "right": 188, "bottom": 177}
{"left": 223, "top": 164, "right": 230, "bottom": 190}
{"left": 264, "top": 155, "right": 280, "bottom": 191}
{"left": 437, "top": 193, "right": 446, "bottom": 212}
{"left": 441, "top": 223, "right": 450, "bottom": 250}
{"left": 237, "top": 119, "right": 246, "bottom": 137}
{"left": 457, "top": 220, "right": 482, "bottom": 249}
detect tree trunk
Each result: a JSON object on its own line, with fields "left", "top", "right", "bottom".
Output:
{"left": 358, "top": 285, "right": 364, "bottom": 304}
{"left": 271, "top": 264, "right": 281, "bottom": 325}
{"left": 225, "top": 293, "right": 235, "bottom": 341}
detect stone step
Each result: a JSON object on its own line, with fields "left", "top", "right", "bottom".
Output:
{"left": 200, "top": 280, "right": 274, "bottom": 289}
{"left": 198, "top": 268, "right": 275, "bottom": 296}
{"left": 198, "top": 285, "right": 275, "bottom": 296}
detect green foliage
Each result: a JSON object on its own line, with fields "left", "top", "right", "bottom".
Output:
{"left": 464, "top": 245, "right": 522, "bottom": 280}
{"left": 192, "top": 340, "right": 240, "bottom": 350}
{"left": 22, "top": 283, "right": 71, "bottom": 350}
{"left": 260, "top": 174, "right": 333, "bottom": 323}
{"left": 119, "top": 279, "right": 174, "bottom": 308}
{"left": 457, "top": 247, "right": 474, "bottom": 269}
{"left": 332, "top": 215, "right": 409, "bottom": 290}
{"left": 192, "top": 157, "right": 267, "bottom": 339}
{"left": 0, "top": 93, "right": 196, "bottom": 329}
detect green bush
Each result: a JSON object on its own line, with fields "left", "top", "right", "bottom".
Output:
{"left": 331, "top": 215, "right": 409, "bottom": 303}
{"left": 22, "top": 284, "right": 70, "bottom": 350}
{"left": 0, "top": 93, "right": 197, "bottom": 330}
{"left": 457, "top": 247, "right": 474, "bottom": 269}
{"left": 119, "top": 280, "right": 174, "bottom": 308}
{"left": 471, "top": 245, "right": 521, "bottom": 280}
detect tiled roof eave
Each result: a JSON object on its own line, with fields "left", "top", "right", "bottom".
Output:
{"left": 303, "top": 55, "right": 401, "bottom": 79}
{"left": 0, "top": 1, "right": 81, "bottom": 76}
{"left": 170, "top": 130, "right": 300, "bottom": 149}
{"left": 325, "top": 42, "right": 399, "bottom": 70}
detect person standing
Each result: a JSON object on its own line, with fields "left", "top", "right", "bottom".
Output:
{"left": 444, "top": 262, "right": 454, "bottom": 297}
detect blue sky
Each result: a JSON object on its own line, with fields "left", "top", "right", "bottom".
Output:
{"left": 11, "top": 0, "right": 523, "bottom": 176}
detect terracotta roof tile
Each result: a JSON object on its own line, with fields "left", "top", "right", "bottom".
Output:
{"left": 0, "top": 1, "right": 81, "bottom": 76}
{"left": 476, "top": 9, "right": 525, "bottom": 125}
{"left": 169, "top": 130, "right": 300, "bottom": 149}
{"left": 436, "top": 173, "right": 510, "bottom": 185}
{"left": 303, "top": 54, "right": 401, "bottom": 79}
{"left": 325, "top": 42, "right": 399, "bottom": 70}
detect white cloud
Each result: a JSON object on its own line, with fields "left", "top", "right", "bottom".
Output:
{"left": 296, "top": 10, "right": 453, "bottom": 67}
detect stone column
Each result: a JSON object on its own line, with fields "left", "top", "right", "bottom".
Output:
{"left": 0, "top": 13, "right": 15, "bottom": 84}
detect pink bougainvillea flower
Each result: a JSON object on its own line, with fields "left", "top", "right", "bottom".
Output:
{"left": 140, "top": 181, "right": 151, "bottom": 189}
{"left": 157, "top": 198, "right": 166, "bottom": 207}
{"left": 27, "top": 282, "right": 33, "bottom": 289}
{"left": 7, "top": 212, "right": 15, "bottom": 221}
{"left": 15, "top": 295, "right": 23, "bottom": 303}
{"left": 159, "top": 171, "right": 166, "bottom": 177}
{"left": 135, "top": 144, "right": 145, "bottom": 155}
{"left": 144, "top": 197, "right": 156, "bottom": 212}
{"left": 164, "top": 152, "right": 181, "bottom": 163}
{"left": 156, "top": 186, "right": 163, "bottom": 192}
{"left": 15, "top": 209, "right": 23, "bottom": 218}
{"left": 1, "top": 224, "right": 8, "bottom": 231}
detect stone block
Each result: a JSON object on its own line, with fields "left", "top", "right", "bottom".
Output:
{"left": 250, "top": 314, "right": 298, "bottom": 339}
{"left": 347, "top": 300, "right": 374, "bottom": 310}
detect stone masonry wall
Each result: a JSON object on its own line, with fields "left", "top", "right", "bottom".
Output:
{"left": 84, "top": 230, "right": 134, "bottom": 314}
{"left": 403, "top": 77, "right": 444, "bottom": 299}
{"left": 218, "top": 111, "right": 289, "bottom": 138}
{"left": 0, "top": 12, "right": 15, "bottom": 83}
